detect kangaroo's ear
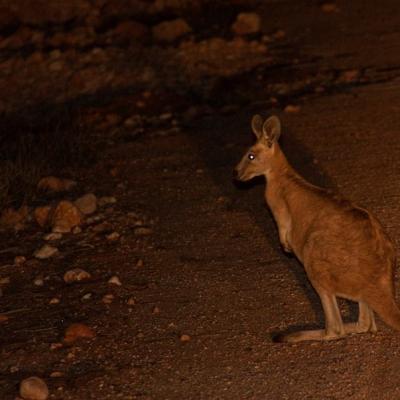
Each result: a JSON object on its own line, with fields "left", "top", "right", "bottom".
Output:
{"left": 251, "top": 114, "right": 264, "bottom": 139}
{"left": 262, "top": 116, "right": 281, "bottom": 146}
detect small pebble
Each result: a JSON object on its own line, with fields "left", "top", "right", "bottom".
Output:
{"left": 63, "top": 323, "right": 95, "bottom": 344}
{"left": 136, "top": 259, "right": 144, "bottom": 268}
{"left": 127, "top": 297, "right": 136, "bottom": 306}
{"left": 106, "top": 232, "right": 120, "bottom": 241}
{"left": 50, "top": 343, "right": 63, "bottom": 350}
{"left": 14, "top": 256, "right": 26, "bottom": 265}
{"left": 284, "top": 104, "right": 301, "bottom": 113}
{"left": 49, "top": 297, "right": 60, "bottom": 305}
{"left": 180, "top": 334, "right": 191, "bottom": 342}
{"left": 0, "top": 277, "right": 10, "bottom": 285}
{"left": 134, "top": 227, "right": 153, "bottom": 236}
{"left": 34, "top": 277, "right": 44, "bottom": 287}
{"left": 321, "top": 2, "right": 339, "bottom": 13}
{"left": 152, "top": 306, "right": 160, "bottom": 314}
{"left": 81, "top": 293, "right": 92, "bottom": 301}
{"left": 0, "top": 314, "right": 9, "bottom": 323}
{"left": 43, "top": 232, "right": 62, "bottom": 241}
{"left": 98, "top": 196, "right": 117, "bottom": 207}
{"left": 63, "top": 268, "right": 91, "bottom": 284}
{"left": 159, "top": 112, "right": 173, "bottom": 121}
{"left": 50, "top": 371, "right": 64, "bottom": 378}
{"left": 34, "top": 245, "right": 58, "bottom": 259}
{"left": 102, "top": 294, "right": 114, "bottom": 304}
{"left": 108, "top": 276, "right": 122, "bottom": 286}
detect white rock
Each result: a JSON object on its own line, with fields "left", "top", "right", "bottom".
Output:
{"left": 43, "top": 232, "right": 62, "bottom": 241}
{"left": 34, "top": 245, "right": 58, "bottom": 259}
{"left": 81, "top": 293, "right": 92, "bottom": 301}
{"left": 20, "top": 376, "right": 49, "bottom": 400}
{"left": 63, "top": 268, "right": 91, "bottom": 284}
{"left": 74, "top": 193, "right": 97, "bottom": 215}
{"left": 33, "top": 277, "right": 44, "bottom": 286}
{"left": 108, "top": 276, "right": 122, "bottom": 286}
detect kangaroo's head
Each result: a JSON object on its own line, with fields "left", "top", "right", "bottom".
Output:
{"left": 234, "top": 114, "right": 281, "bottom": 181}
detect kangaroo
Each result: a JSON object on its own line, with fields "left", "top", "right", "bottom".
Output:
{"left": 234, "top": 114, "right": 400, "bottom": 342}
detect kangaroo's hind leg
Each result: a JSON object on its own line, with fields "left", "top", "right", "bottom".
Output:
{"left": 344, "top": 301, "right": 377, "bottom": 334}
{"left": 274, "top": 289, "right": 346, "bottom": 343}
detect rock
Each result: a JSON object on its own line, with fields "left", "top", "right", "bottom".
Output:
{"left": 134, "top": 227, "right": 153, "bottom": 236}
{"left": 102, "top": 293, "right": 114, "bottom": 304}
{"left": 14, "top": 256, "right": 26, "bottom": 265}
{"left": 92, "top": 221, "right": 112, "bottom": 233}
{"left": 0, "top": 277, "right": 10, "bottom": 285}
{"left": 0, "top": 314, "right": 9, "bottom": 323}
{"left": 136, "top": 259, "right": 144, "bottom": 268}
{"left": 284, "top": 104, "right": 301, "bottom": 113}
{"left": 19, "top": 376, "right": 49, "bottom": 400}
{"left": 231, "top": 12, "right": 261, "bottom": 35}
{"left": 180, "top": 334, "right": 191, "bottom": 342}
{"left": 50, "top": 342, "right": 63, "bottom": 350}
{"left": 49, "top": 371, "right": 63, "bottom": 378}
{"left": 63, "top": 268, "right": 91, "bottom": 284}
{"left": 108, "top": 276, "right": 122, "bottom": 286}
{"left": 127, "top": 297, "right": 136, "bottom": 306}
{"left": 34, "top": 206, "right": 52, "bottom": 228}
{"left": 152, "top": 306, "right": 160, "bottom": 314}
{"left": 113, "top": 20, "right": 149, "bottom": 44}
{"left": 33, "top": 277, "right": 44, "bottom": 286}
{"left": 37, "top": 176, "right": 76, "bottom": 192}
{"left": 74, "top": 193, "right": 97, "bottom": 215}
{"left": 159, "top": 112, "right": 173, "bottom": 121}
{"left": 51, "top": 200, "right": 83, "bottom": 233}
{"left": 49, "top": 297, "right": 60, "bottom": 304}
{"left": 63, "top": 323, "right": 95, "bottom": 344}
{"left": 106, "top": 231, "right": 120, "bottom": 241}
{"left": 81, "top": 293, "right": 92, "bottom": 301}
{"left": 98, "top": 196, "right": 117, "bottom": 207}
{"left": 273, "top": 29, "right": 286, "bottom": 40}
{"left": 34, "top": 244, "right": 58, "bottom": 259}
{"left": 152, "top": 18, "right": 191, "bottom": 43}
{"left": 321, "top": 2, "right": 339, "bottom": 13}
{"left": 43, "top": 232, "right": 62, "bottom": 241}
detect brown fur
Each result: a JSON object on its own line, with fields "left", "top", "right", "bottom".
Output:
{"left": 234, "top": 115, "right": 399, "bottom": 342}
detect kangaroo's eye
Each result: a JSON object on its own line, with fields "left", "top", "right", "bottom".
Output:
{"left": 248, "top": 153, "right": 255, "bottom": 160}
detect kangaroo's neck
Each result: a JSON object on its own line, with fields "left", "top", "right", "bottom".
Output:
{"left": 264, "top": 144, "right": 298, "bottom": 187}
{"left": 264, "top": 144, "right": 307, "bottom": 213}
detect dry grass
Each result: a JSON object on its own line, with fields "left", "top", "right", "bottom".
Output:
{"left": 0, "top": 105, "right": 92, "bottom": 209}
